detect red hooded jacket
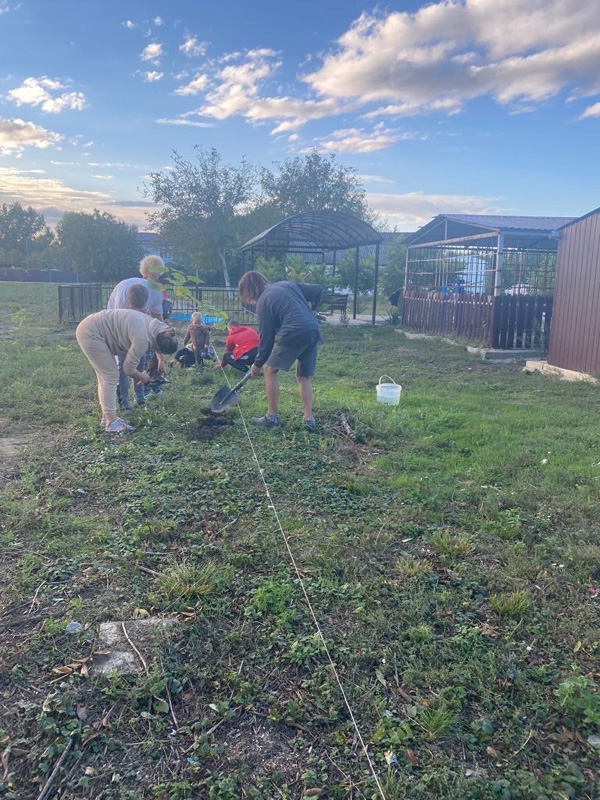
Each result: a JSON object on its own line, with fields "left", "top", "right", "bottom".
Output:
{"left": 223, "top": 325, "right": 259, "bottom": 363}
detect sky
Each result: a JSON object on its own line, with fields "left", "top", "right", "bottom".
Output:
{"left": 0, "top": 0, "right": 599, "bottom": 232}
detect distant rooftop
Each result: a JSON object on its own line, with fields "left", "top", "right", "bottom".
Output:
{"left": 441, "top": 214, "right": 575, "bottom": 231}
{"left": 407, "top": 213, "right": 576, "bottom": 249}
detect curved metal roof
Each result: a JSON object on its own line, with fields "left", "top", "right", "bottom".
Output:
{"left": 240, "top": 210, "right": 383, "bottom": 252}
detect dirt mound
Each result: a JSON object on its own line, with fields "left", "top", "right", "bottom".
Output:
{"left": 189, "top": 411, "right": 234, "bottom": 442}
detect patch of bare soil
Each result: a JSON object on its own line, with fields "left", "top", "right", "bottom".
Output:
{"left": 0, "top": 434, "right": 30, "bottom": 487}
{"left": 216, "top": 718, "right": 300, "bottom": 784}
{"left": 189, "top": 410, "right": 235, "bottom": 442}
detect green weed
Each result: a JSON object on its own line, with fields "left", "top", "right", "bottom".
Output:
{"left": 154, "top": 560, "right": 224, "bottom": 603}
{"left": 490, "top": 590, "right": 532, "bottom": 618}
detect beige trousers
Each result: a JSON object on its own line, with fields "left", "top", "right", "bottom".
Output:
{"left": 76, "top": 318, "right": 120, "bottom": 416}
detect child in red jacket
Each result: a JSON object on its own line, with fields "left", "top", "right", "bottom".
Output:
{"left": 218, "top": 319, "right": 259, "bottom": 373}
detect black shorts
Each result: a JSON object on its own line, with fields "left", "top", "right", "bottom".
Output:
{"left": 267, "top": 333, "right": 321, "bottom": 378}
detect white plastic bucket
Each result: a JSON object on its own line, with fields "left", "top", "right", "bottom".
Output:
{"left": 376, "top": 375, "right": 402, "bottom": 406}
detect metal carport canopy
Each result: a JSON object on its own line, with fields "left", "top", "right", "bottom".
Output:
{"left": 240, "top": 210, "right": 384, "bottom": 324}
{"left": 240, "top": 210, "right": 383, "bottom": 252}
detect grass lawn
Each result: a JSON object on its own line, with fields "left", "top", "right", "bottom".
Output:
{"left": 0, "top": 283, "right": 599, "bottom": 799}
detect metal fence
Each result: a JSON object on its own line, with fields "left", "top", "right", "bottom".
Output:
{"left": 169, "top": 285, "right": 256, "bottom": 325}
{"left": 58, "top": 283, "right": 106, "bottom": 323}
{"left": 405, "top": 245, "right": 557, "bottom": 296}
{"left": 58, "top": 283, "right": 256, "bottom": 325}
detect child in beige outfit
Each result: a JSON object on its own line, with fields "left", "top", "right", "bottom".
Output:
{"left": 76, "top": 309, "right": 177, "bottom": 433}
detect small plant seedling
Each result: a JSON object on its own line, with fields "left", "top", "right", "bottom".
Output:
{"left": 396, "top": 555, "right": 433, "bottom": 578}
{"left": 416, "top": 704, "right": 456, "bottom": 740}
{"left": 430, "top": 530, "right": 474, "bottom": 558}
{"left": 490, "top": 590, "right": 531, "bottom": 618}
{"left": 406, "top": 624, "right": 434, "bottom": 643}
{"left": 155, "top": 560, "right": 223, "bottom": 602}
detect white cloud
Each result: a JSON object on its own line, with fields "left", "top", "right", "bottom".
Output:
{"left": 186, "top": 49, "right": 348, "bottom": 133}
{"left": 153, "top": 16, "right": 163, "bottom": 26}
{"left": 155, "top": 117, "right": 215, "bottom": 127}
{"left": 179, "top": 35, "right": 207, "bottom": 57}
{"left": 579, "top": 101, "right": 600, "bottom": 118}
{"left": 0, "top": 117, "right": 62, "bottom": 156}
{"left": 7, "top": 77, "right": 87, "bottom": 114}
{"left": 51, "top": 160, "right": 80, "bottom": 165}
{"left": 368, "top": 191, "right": 506, "bottom": 229}
{"left": 303, "top": 1, "right": 600, "bottom": 117}
{"left": 173, "top": 74, "right": 208, "bottom": 96}
{"left": 144, "top": 70, "right": 164, "bottom": 82}
{"left": 140, "top": 42, "right": 163, "bottom": 63}
{"left": 357, "top": 173, "right": 395, "bottom": 185}
{"left": 91, "top": 174, "right": 113, "bottom": 180}
{"left": 0, "top": 167, "right": 154, "bottom": 226}
{"left": 199, "top": 49, "right": 282, "bottom": 120}
{"left": 307, "top": 124, "right": 420, "bottom": 154}
{"left": 89, "top": 161, "right": 148, "bottom": 169}
{"left": 122, "top": 19, "right": 136, "bottom": 29}
{"left": 81, "top": 140, "right": 94, "bottom": 148}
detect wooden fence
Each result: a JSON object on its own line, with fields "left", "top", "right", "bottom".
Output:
{"left": 401, "top": 291, "right": 553, "bottom": 349}
{"left": 402, "top": 291, "right": 494, "bottom": 343}
{"left": 491, "top": 294, "right": 553, "bottom": 350}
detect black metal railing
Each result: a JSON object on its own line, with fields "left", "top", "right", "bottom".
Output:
{"left": 58, "top": 282, "right": 256, "bottom": 325}
{"left": 58, "top": 284, "right": 106, "bottom": 323}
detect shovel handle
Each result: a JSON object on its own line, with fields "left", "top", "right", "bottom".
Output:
{"left": 231, "top": 369, "right": 253, "bottom": 393}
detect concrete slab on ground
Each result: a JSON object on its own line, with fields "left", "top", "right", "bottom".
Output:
{"left": 396, "top": 330, "right": 538, "bottom": 361}
{"left": 467, "top": 347, "right": 541, "bottom": 362}
{"left": 324, "top": 312, "right": 387, "bottom": 326}
{"left": 91, "top": 617, "right": 177, "bottom": 676}
{"left": 523, "top": 360, "right": 598, "bottom": 384}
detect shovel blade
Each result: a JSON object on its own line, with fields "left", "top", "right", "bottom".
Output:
{"left": 210, "top": 385, "right": 239, "bottom": 413}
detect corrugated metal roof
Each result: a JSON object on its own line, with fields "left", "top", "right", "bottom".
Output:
{"left": 558, "top": 207, "right": 600, "bottom": 229}
{"left": 443, "top": 214, "right": 575, "bottom": 231}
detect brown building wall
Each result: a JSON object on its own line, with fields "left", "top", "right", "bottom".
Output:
{"left": 548, "top": 211, "right": 600, "bottom": 374}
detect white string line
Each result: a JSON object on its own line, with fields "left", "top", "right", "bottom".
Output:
{"left": 215, "top": 354, "right": 387, "bottom": 800}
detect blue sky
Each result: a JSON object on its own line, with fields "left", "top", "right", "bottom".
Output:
{"left": 0, "top": 0, "right": 599, "bottom": 231}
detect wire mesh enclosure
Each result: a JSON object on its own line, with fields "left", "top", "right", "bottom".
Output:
{"left": 405, "top": 245, "right": 557, "bottom": 296}
{"left": 402, "top": 214, "right": 573, "bottom": 348}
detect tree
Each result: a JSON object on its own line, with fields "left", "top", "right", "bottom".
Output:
{"left": 0, "top": 202, "right": 53, "bottom": 265}
{"left": 55, "top": 210, "right": 142, "bottom": 280}
{"left": 382, "top": 236, "right": 407, "bottom": 296}
{"left": 261, "top": 150, "right": 370, "bottom": 220}
{"left": 147, "top": 147, "right": 258, "bottom": 288}
{"left": 335, "top": 251, "right": 376, "bottom": 293}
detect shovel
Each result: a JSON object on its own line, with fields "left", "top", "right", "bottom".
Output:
{"left": 210, "top": 369, "right": 253, "bottom": 413}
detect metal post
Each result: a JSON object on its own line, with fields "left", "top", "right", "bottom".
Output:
{"left": 241, "top": 250, "right": 246, "bottom": 274}
{"left": 353, "top": 246, "right": 359, "bottom": 319}
{"left": 251, "top": 249, "right": 255, "bottom": 270}
{"left": 332, "top": 250, "right": 337, "bottom": 279}
{"left": 494, "top": 233, "right": 504, "bottom": 296}
{"left": 371, "top": 243, "right": 380, "bottom": 326}
{"left": 403, "top": 246, "right": 410, "bottom": 292}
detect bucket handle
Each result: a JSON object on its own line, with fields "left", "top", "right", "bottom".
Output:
{"left": 379, "top": 375, "right": 398, "bottom": 386}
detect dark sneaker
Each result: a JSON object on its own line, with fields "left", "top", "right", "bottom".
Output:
{"left": 303, "top": 416, "right": 317, "bottom": 432}
{"left": 250, "top": 413, "right": 281, "bottom": 428}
